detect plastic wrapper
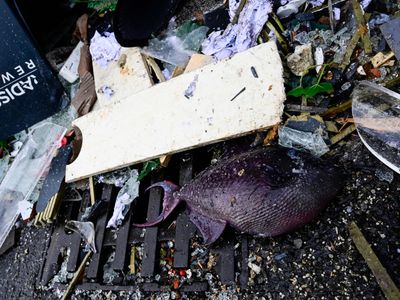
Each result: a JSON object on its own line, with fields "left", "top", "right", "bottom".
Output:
{"left": 0, "top": 156, "right": 10, "bottom": 185}
{"left": 65, "top": 220, "right": 97, "bottom": 253}
{"left": 107, "top": 169, "right": 139, "bottom": 228}
{"left": 96, "top": 167, "right": 133, "bottom": 187}
{"left": 278, "top": 126, "right": 329, "bottom": 157}
{"left": 142, "top": 20, "right": 208, "bottom": 67}
{"left": 277, "top": 0, "right": 307, "bottom": 18}
{"left": 0, "top": 122, "right": 66, "bottom": 248}
{"left": 352, "top": 81, "right": 400, "bottom": 174}
{"left": 103, "top": 252, "right": 118, "bottom": 284}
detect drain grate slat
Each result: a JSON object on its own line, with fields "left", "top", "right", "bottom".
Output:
{"left": 174, "top": 211, "right": 196, "bottom": 269}
{"left": 174, "top": 154, "right": 196, "bottom": 269}
{"left": 66, "top": 233, "right": 81, "bottom": 273}
{"left": 112, "top": 210, "right": 132, "bottom": 271}
{"left": 40, "top": 198, "right": 86, "bottom": 285}
{"left": 86, "top": 185, "right": 113, "bottom": 279}
{"left": 78, "top": 282, "right": 138, "bottom": 291}
{"left": 215, "top": 242, "right": 235, "bottom": 284}
{"left": 141, "top": 174, "right": 163, "bottom": 277}
{"left": 180, "top": 282, "right": 209, "bottom": 292}
{"left": 142, "top": 282, "right": 162, "bottom": 292}
{"left": 128, "top": 225, "right": 147, "bottom": 244}
{"left": 240, "top": 237, "right": 249, "bottom": 287}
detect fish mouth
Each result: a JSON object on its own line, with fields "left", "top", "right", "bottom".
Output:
{"left": 132, "top": 181, "right": 181, "bottom": 227}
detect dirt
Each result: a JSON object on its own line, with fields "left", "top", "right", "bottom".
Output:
{"left": 0, "top": 225, "right": 51, "bottom": 300}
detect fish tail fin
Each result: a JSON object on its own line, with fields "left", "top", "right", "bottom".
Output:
{"left": 133, "top": 180, "right": 181, "bottom": 227}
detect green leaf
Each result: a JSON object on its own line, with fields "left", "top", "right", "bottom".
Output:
{"left": 288, "top": 82, "right": 334, "bottom": 98}
{"left": 287, "top": 86, "right": 307, "bottom": 97}
{"left": 0, "top": 140, "right": 7, "bottom": 150}
{"left": 138, "top": 159, "right": 160, "bottom": 181}
{"left": 87, "top": 0, "right": 117, "bottom": 13}
{"left": 304, "top": 82, "right": 334, "bottom": 97}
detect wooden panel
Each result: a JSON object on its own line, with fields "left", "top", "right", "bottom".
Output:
{"left": 66, "top": 42, "right": 285, "bottom": 182}
{"left": 92, "top": 47, "right": 153, "bottom": 109}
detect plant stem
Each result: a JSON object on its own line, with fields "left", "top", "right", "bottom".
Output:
{"left": 317, "top": 64, "right": 327, "bottom": 84}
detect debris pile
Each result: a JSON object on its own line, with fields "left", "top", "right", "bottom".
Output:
{"left": 0, "top": 0, "right": 399, "bottom": 299}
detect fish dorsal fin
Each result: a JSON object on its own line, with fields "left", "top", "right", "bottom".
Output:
{"left": 189, "top": 210, "right": 226, "bottom": 245}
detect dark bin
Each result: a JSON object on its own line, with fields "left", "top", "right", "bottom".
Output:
{"left": 0, "top": 1, "right": 65, "bottom": 140}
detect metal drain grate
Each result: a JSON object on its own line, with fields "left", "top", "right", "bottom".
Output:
{"left": 39, "top": 153, "right": 249, "bottom": 292}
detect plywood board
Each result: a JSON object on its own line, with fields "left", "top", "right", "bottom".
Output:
{"left": 66, "top": 42, "right": 285, "bottom": 182}
{"left": 92, "top": 47, "right": 153, "bottom": 108}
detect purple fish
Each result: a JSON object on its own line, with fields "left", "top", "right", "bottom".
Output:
{"left": 134, "top": 147, "right": 343, "bottom": 244}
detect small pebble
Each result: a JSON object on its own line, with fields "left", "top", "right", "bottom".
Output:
{"left": 375, "top": 167, "right": 394, "bottom": 183}
{"left": 248, "top": 262, "right": 261, "bottom": 274}
{"left": 274, "top": 253, "right": 287, "bottom": 261}
{"left": 341, "top": 82, "right": 352, "bottom": 91}
{"left": 294, "top": 239, "right": 303, "bottom": 249}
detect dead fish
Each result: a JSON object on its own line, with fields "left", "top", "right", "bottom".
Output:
{"left": 134, "top": 147, "right": 344, "bottom": 244}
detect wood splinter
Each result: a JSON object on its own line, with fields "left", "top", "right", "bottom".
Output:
{"left": 349, "top": 222, "right": 400, "bottom": 300}
{"left": 61, "top": 251, "right": 93, "bottom": 300}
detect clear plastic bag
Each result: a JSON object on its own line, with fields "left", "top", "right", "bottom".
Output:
{"left": 0, "top": 122, "right": 66, "bottom": 247}
{"left": 278, "top": 126, "right": 329, "bottom": 157}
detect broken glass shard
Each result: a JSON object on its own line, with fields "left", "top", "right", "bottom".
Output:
{"left": 352, "top": 81, "right": 400, "bottom": 174}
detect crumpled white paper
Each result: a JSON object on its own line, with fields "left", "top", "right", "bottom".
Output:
{"left": 106, "top": 169, "right": 139, "bottom": 228}
{"left": 90, "top": 31, "right": 121, "bottom": 68}
{"left": 202, "top": 0, "right": 272, "bottom": 60}
{"left": 361, "top": 0, "right": 372, "bottom": 9}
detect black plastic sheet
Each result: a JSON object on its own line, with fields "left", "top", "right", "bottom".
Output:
{"left": 0, "top": 1, "right": 64, "bottom": 139}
